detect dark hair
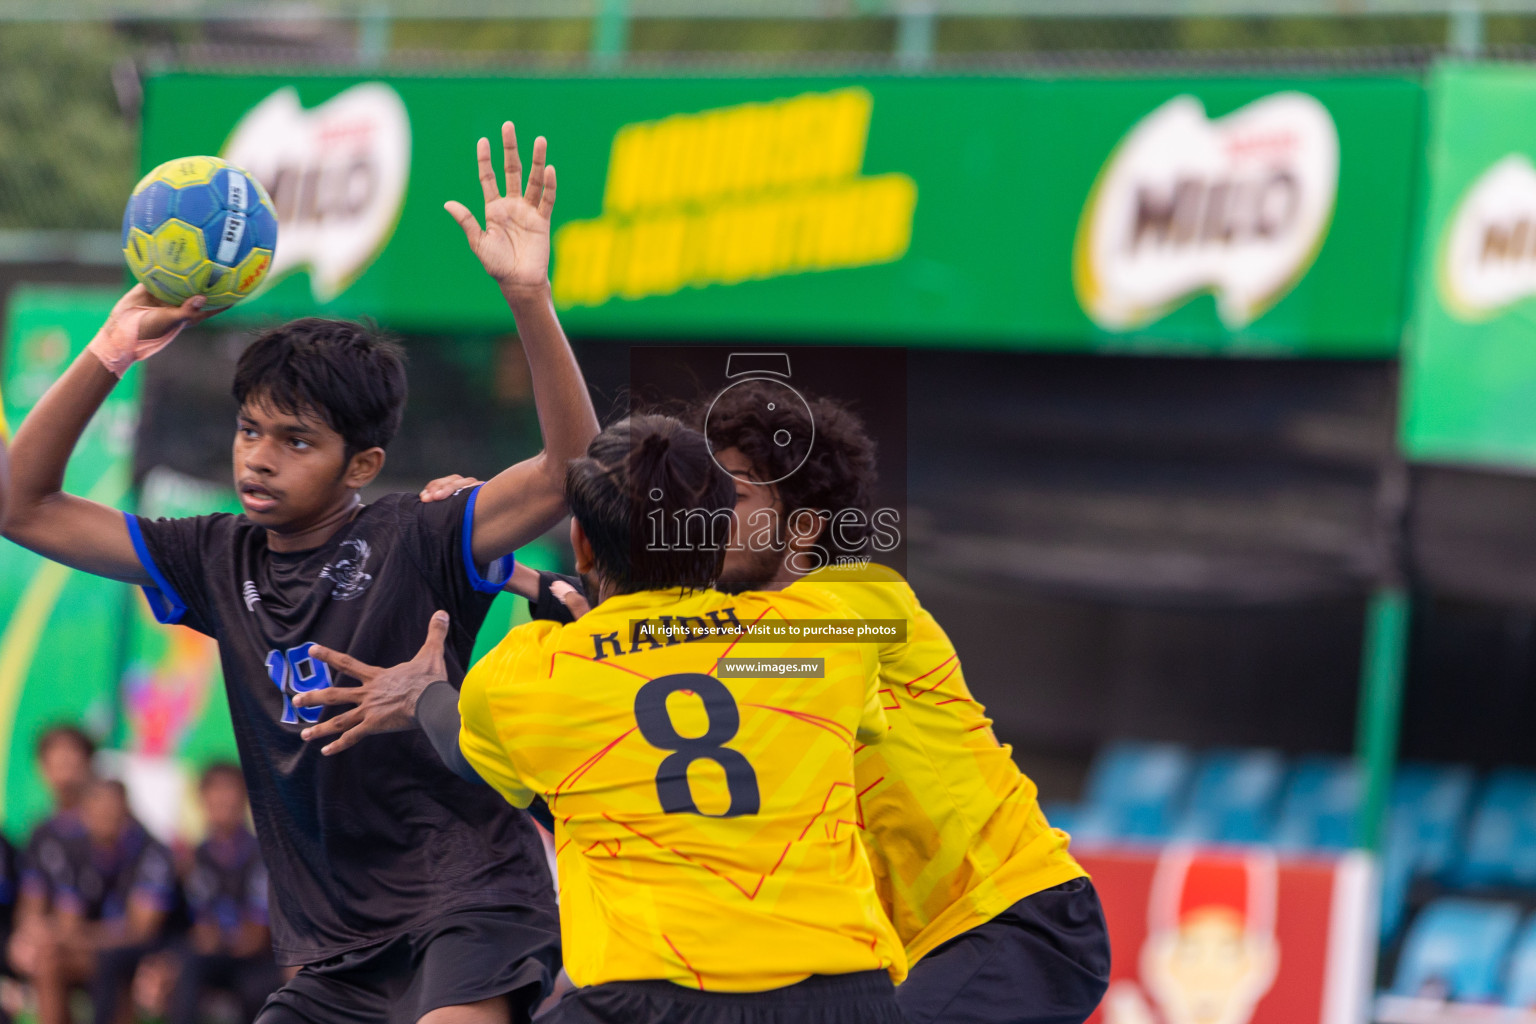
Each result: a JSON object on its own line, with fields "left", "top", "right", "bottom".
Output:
{"left": 199, "top": 762, "right": 245, "bottom": 791}
{"left": 35, "top": 724, "right": 95, "bottom": 762}
{"left": 565, "top": 415, "right": 734, "bottom": 594}
{"left": 232, "top": 318, "right": 408, "bottom": 453}
{"left": 695, "top": 381, "right": 878, "bottom": 564}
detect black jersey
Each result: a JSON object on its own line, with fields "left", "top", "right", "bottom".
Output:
{"left": 58, "top": 821, "right": 177, "bottom": 923}
{"left": 21, "top": 810, "right": 86, "bottom": 908}
{"left": 186, "top": 828, "right": 268, "bottom": 941}
{"left": 0, "top": 832, "right": 18, "bottom": 932}
{"left": 127, "top": 485, "right": 555, "bottom": 965}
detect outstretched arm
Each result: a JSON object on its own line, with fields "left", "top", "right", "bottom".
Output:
{"left": 301, "top": 612, "right": 558, "bottom": 828}
{"left": 299, "top": 614, "right": 498, "bottom": 786}
{"left": 2, "top": 287, "right": 212, "bottom": 583}
{"left": 444, "top": 123, "right": 600, "bottom": 565}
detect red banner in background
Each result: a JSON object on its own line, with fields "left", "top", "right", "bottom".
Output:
{"left": 1081, "top": 846, "right": 1377, "bottom": 1024}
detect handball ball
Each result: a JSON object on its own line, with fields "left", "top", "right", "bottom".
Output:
{"left": 121, "top": 156, "right": 278, "bottom": 311}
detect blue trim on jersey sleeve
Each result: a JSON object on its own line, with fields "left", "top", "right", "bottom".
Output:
{"left": 461, "top": 484, "right": 515, "bottom": 594}
{"left": 124, "top": 513, "right": 188, "bottom": 625}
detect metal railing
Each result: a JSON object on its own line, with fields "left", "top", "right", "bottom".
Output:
{"left": 0, "top": 0, "right": 1518, "bottom": 64}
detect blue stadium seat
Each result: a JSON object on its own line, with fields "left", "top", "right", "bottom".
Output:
{"left": 1055, "top": 804, "right": 1121, "bottom": 847}
{"left": 1505, "top": 915, "right": 1536, "bottom": 1008}
{"left": 1379, "top": 763, "right": 1477, "bottom": 942}
{"left": 1379, "top": 826, "right": 1417, "bottom": 942}
{"left": 1391, "top": 762, "right": 1475, "bottom": 879}
{"left": 1392, "top": 899, "right": 1519, "bottom": 1002}
{"left": 1078, "top": 741, "right": 1193, "bottom": 841}
{"left": 1273, "top": 755, "right": 1362, "bottom": 851}
{"left": 1460, "top": 769, "right": 1536, "bottom": 888}
{"left": 1172, "top": 748, "right": 1285, "bottom": 845}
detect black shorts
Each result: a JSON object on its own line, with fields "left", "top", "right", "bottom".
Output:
{"left": 539, "top": 969, "right": 903, "bottom": 1024}
{"left": 256, "top": 904, "right": 562, "bottom": 1024}
{"left": 897, "top": 877, "right": 1112, "bottom": 1024}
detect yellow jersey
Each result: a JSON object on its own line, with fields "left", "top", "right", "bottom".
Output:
{"left": 793, "top": 565, "right": 1086, "bottom": 965}
{"left": 458, "top": 585, "right": 908, "bottom": 993}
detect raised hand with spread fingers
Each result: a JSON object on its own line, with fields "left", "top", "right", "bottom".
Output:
{"left": 444, "top": 121, "right": 558, "bottom": 301}
{"left": 295, "top": 611, "right": 452, "bottom": 756}
{"left": 437, "top": 122, "right": 599, "bottom": 568}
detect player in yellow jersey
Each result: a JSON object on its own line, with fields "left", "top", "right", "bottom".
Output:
{"left": 693, "top": 382, "right": 1109, "bottom": 1024}
{"left": 294, "top": 415, "right": 908, "bottom": 1024}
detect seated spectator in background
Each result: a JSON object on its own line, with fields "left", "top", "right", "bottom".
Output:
{"left": 8, "top": 726, "right": 95, "bottom": 983}
{"left": 0, "top": 832, "right": 19, "bottom": 1024}
{"left": 168, "top": 764, "right": 277, "bottom": 1024}
{"left": 33, "top": 778, "right": 177, "bottom": 1024}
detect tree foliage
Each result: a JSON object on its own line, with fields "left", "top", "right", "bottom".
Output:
{"left": 17, "top": 12, "right": 1536, "bottom": 231}
{"left": 0, "top": 23, "right": 135, "bottom": 230}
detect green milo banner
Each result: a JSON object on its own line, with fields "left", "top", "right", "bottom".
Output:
{"left": 0, "top": 287, "right": 135, "bottom": 840}
{"left": 140, "top": 73, "right": 1423, "bottom": 355}
{"left": 1403, "top": 63, "right": 1536, "bottom": 469}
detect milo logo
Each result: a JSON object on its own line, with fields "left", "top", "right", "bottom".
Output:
{"left": 1074, "top": 92, "right": 1340, "bottom": 331}
{"left": 222, "top": 83, "right": 411, "bottom": 303}
{"left": 1438, "top": 153, "right": 1536, "bottom": 321}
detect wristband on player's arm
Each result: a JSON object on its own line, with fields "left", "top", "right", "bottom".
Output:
{"left": 530, "top": 570, "right": 586, "bottom": 624}
{"left": 413, "top": 680, "right": 556, "bottom": 831}
{"left": 87, "top": 308, "right": 187, "bottom": 378}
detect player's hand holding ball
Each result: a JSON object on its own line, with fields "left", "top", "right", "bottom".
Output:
{"left": 444, "top": 122, "right": 556, "bottom": 300}
{"left": 89, "top": 285, "right": 217, "bottom": 378}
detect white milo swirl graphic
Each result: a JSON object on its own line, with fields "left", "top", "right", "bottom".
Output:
{"left": 223, "top": 83, "right": 411, "bottom": 303}
{"left": 1075, "top": 92, "right": 1340, "bottom": 331}
{"left": 1439, "top": 153, "right": 1536, "bottom": 322}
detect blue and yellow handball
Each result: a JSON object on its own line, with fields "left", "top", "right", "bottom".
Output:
{"left": 121, "top": 155, "right": 278, "bottom": 311}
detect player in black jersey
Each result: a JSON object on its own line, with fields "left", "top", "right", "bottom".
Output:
{"left": 10, "top": 724, "right": 96, "bottom": 996}
{"left": 1, "top": 123, "right": 598, "bottom": 1024}
{"left": 15, "top": 726, "right": 95, "bottom": 919}
{"left": 42, "top": 779, "right": 178, "bottom": 1024}
{"left": 170, "top": 763, "right": 280, "bottom": 1024}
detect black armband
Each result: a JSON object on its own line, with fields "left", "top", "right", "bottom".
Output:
{"left": 530, "top": 571, "right": 586, "bottom": 625}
